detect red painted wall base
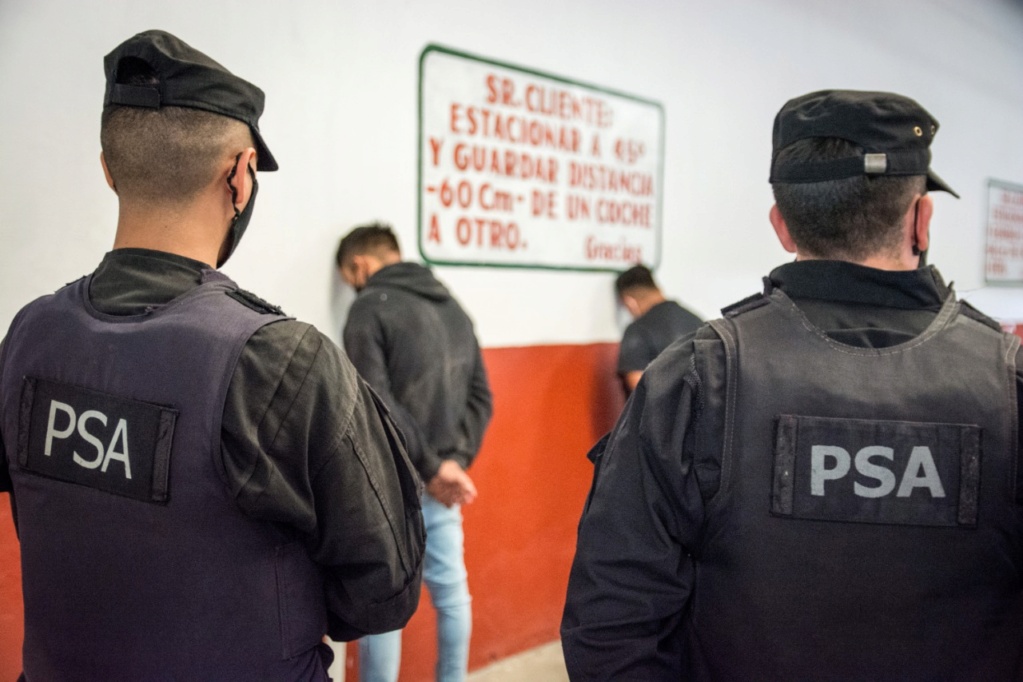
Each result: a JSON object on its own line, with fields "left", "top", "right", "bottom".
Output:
{"left": 0, "top": 496, "right": 22, "bottom": 681}
{"left": 346, "top": 343, "right": 623, "bottom": 680}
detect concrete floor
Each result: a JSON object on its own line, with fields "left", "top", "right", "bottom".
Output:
{"left": 467, "top": 641, "right": 568, "bottom": 682}
{"left": 326, "top": 639, "right": 568, "bottom": 682}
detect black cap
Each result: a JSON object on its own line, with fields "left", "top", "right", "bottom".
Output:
{"left": 769, "top": 89, "right": 956, "bottom": 198}
{"left": 104, "top": 30, "right": 278, "bottom": 172}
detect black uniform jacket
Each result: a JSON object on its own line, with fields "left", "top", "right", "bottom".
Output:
{"left": 0, "top": 248, "right": 424, "bottom": 641}
{"left": 562, "top": 259, "right": 1023, "bottom": 678}
{"left": 343, "top": 262, "right": 492, "bottom": 482}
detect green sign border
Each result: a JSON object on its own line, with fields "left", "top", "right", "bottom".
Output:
{"left": 984, "top": 178, "right": 1023, "bottom": 286}
{"left": 417, "top": 43, "right": 665, "bottom": 274}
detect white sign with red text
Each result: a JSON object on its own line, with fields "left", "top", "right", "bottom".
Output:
{"left": 985, "top": 180, "right": 1023, "bottom": 283}
{"left": 418, "top": 45, "right": 664, "bottom": 271}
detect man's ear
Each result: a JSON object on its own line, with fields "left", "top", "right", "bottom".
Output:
{"left": 346, "top": 254, "right": 372, "bottom": 288}
{"left": 100, "top": 152, "right": 117, "bottom": 193}
{"left": 770, "top": 204, "right": 798, "bottom": 254}
{"left": 621, "top": 294, "right": 641, "bottom": 319}
{"left": 912, "top": 193, "right": 934, "bottom": 254}
{"left": 226, "top": 147, "right": 258, "bottom": 211}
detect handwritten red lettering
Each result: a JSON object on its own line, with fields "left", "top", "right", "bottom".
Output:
{"left": 429, "top": 138, "right": 443, "bottom": 166}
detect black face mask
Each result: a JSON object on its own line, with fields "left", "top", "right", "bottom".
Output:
{"left": 218, "top": 156, "right": 258, "bottom": 268}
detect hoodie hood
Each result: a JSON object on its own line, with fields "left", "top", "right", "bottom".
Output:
{"left": 365, "top": 261, "right": 451, "bottom": 302}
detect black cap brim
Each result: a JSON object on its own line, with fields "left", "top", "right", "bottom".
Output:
{"left": 251, "top": 126, "right": 278, "bottom": 172}
{"left": 926, "top": 169, "right": 958, "bottom": 198}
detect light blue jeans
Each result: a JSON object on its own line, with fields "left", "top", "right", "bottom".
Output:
{"left": 359, "top": 494, "right": 472, "bottom": 682}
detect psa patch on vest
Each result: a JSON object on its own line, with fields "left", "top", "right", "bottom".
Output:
{"left": 17, "top": 377, "right": 177, "bottom": 504}
{"left": 772, "top": 414, "right": 980, "bottom": 527}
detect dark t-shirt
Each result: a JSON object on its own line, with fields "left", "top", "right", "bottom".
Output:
{"left": 617, "top": 300, "right": 703, "bottom": 374}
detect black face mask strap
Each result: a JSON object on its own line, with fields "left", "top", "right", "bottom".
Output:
{"left": 217, "top": 158, "right": 259, "bottom": 268}
{"left": 226, "top": 152, "right": 242, "bottom": 222}
{"left": 912, "top": 195, "right": 928, "bottom": 266}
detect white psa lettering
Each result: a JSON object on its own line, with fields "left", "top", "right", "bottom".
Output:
{"left": 854, "top": 446, "right": 897, "bottom": 498}
{"left": 897, "top": 446, "right": 945, "bottom": 498}
{"left": 73, "top": 410, "right": 107, "bottom": 469}
{"left": 811, "top": 446, "right": 850, "bottom": 495}
{"left": 102, "top": 419, "right": 131, "bottom": 477}
{"left": 44, "top": 400, "right": 133, "bottom": 479}
{"left": 810, "top": 445, "right": 944, "bottom": 498}
{"left": 45, "top": 401, "right": 75, "bottom": 455}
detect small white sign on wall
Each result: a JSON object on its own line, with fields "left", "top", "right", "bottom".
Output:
{"left": 985, "top": 179, "right": 1023, "bottom": 284}
{"left": 418, "top": 45, "right": 664, "bottom": 272}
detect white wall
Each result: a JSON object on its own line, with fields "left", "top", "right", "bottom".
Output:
{"left": 2, "top": 0, "right": 1022, "bottom": 348}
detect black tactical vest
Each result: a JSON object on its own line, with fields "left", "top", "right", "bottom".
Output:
{"left": 0, "top": 271, "right": 330, "bottom": 681}
{"left": 685, "top": 288, "right": 1023, "bottom": 680}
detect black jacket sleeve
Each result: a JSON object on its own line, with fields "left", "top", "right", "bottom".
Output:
{"left": 561, "top": 337, "right": 709, "bottom": 680}
{"left": 0, "top": 423, "right": 15, "bottom": 536}
{"left": 0, "top": 433, "right": 9, "bottom": 496}
{"left": 0, "top": 339, "right": 11, "bottom": 495}
{"left": 0, "top": 425, "right": 8, "bottom": 493}
{"left": 220, "top": 320, "right": 425, "bottom": 640}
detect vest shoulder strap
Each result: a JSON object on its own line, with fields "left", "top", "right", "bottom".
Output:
{"left": 958, "top": 300, "right": 1004, "bottom": 332}
{"left": 226, "top": 288, "right": 287, "bottom": 316}
{"left": 721, "top": 292, "right": 770, "bottom": 318}
{"left": 59, "top": 275, "right": 88, "bottom": 293}
{"left": 706, "top": 317, "right": 739, "bottom": 497}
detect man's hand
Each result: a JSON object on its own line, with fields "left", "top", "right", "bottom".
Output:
{"left": 427, "top": 460, "right": 478, "bottom": 507}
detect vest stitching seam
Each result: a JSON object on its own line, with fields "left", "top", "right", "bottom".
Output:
{"left": 775, "top": 291, "right": 959, "bottom": 357}
{"left": 708, "top": 319, "right": 737, "bottom": 493}
{"left": 1004, "top": 333, "right": 1021, "bottom": 364}
{"left": 80, "top": 275, "right": 234, "bottom": 323}
{"left": 1004, "top": 334, "right": 1021, "bottom": 502}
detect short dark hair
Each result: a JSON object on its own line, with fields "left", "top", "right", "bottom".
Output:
{"left": 100, "top": 58, "right": 249, "bottom": 203}
{"left": 771, "top": 138, "right": 926, "bottom": 261}
{"left": 615, "top": 264, "right": 658, "bottom": 297}
{"left": 336, "top": 222, "right": 402, "bottom": 267}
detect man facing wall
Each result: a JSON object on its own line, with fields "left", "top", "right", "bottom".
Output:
{"left": 337, "top": 223, "right": 493, "bottom": 682}
{"left": 615, "top": 264, "right": 703, "bottom": 394}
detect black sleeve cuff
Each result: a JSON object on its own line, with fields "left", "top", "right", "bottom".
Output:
{"left": 326, "top": 557, "right": 424, "bottom": 641}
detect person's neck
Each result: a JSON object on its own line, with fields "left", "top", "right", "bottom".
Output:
{"left": 365, "top": 252, "right": 403, "bottom": 279}
{"left": 855, "top": 253, "right": 921, "bottom": 271}
{"left": 112, "top": 199, "right": 227, "bottom": 268}
{"left": 796, "top": 252, "right": 920, "bottom": 272}
{"left": 634, "top": 290, "right": 666, "bottom": 317}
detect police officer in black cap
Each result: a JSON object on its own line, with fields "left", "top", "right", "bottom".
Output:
{"left": 562, "top": 90, "right": 1023, "bottom": 679}
{"left": 0, "top": 30, "right": 424, "bottom": 680}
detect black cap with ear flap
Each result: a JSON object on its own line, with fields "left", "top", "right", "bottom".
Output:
{"left": 104, "top": 30, "right": 278, "bottom": 171}
{"left": 769, "top": 89, "right": 956, "bottom": 198}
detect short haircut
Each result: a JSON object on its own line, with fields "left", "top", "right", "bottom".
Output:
{"left": 771, "top": 138, "right": 926, "bottom": 261}
{"left": 615, "top": 264, "right": 658, "bottom": 297}
{"left": 336, "top": 222, "right": 402, "bottom": 267}
{"left": 100, "top": 57, "right": 250, "bottom": 203}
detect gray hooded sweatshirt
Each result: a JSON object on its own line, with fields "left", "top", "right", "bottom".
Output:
{"left": 343, "top": 262, "right": 492, "bottom": 481}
